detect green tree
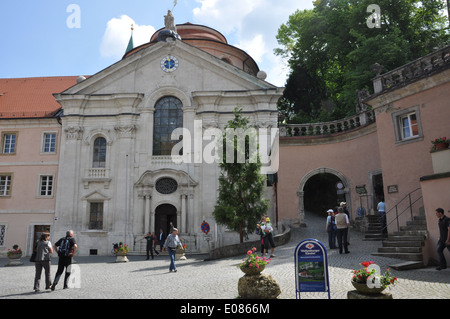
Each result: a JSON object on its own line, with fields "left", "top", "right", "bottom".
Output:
{"left": 276, "top": 0, "right": 449, "bottom": 123}
{"left": 212, "top": 108, "right": 269, "bottom": 243}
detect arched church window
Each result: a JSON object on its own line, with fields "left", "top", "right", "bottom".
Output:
{"left": 93, "top": 137, "right": 107, "bottom": 168}
{"left": 153, "top": 96, "right": 183, "bottom": 156}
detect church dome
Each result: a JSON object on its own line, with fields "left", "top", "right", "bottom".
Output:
{"left": 124, "top": 23, "right": 259, "bottom": 76}
{"left": 150, "top": 23, "right": 228, "bottom": 44}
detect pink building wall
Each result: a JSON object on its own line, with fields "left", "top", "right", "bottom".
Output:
{"left": 278, "top": 123, "right": 381, "bottom": 225}
{"left": 0, "top": 122, "right": 60, "bottom": 255}
{"left": 420, "top": 175, "right": 450, "bottom": 265}
{"left": 367, "top": 68, "right": 450, "bottom": 235}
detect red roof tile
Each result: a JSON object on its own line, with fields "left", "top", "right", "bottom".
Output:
{"left": 0, "top": 76, "right": 80, "bottom": 119}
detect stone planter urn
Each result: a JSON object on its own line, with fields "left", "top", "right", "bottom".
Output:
{"left": 6, "top": 252, "right": 24, "bottom": 267}
{"left": 351, "top": 281, "right": 385, "bottom": 294}
{"left": 238, "top": 273, "right": 281, "bottom": 299}
{"left": 115, "top": 252, "right": 129, "bottom": 263}
{"left": 239, "top": 265, "right": 265, "bottom": 276}
{"left": 176, "top": 248, "right": 187, "bottom": 260}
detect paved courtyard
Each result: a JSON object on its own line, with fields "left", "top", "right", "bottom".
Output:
{"left": 1, "top": 213, "right": 449, "bottom": 302}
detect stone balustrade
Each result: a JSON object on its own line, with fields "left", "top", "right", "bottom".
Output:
{"left": 279, "top": 110, "right": 375, "bottom": 137}
{"left": 372, "top": 46, "right": 450, "bottom": 94}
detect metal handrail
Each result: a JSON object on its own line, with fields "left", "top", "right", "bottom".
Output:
{"left": 381, "top": 188, "right": 423, "bottom": 233}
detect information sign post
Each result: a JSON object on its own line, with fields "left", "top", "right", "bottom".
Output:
{"left": 294, "top": 238, "right": 330, "bottom": 299}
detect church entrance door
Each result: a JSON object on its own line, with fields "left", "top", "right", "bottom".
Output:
{"left": 155, "top": 204, "right": 177, "bottom": 236}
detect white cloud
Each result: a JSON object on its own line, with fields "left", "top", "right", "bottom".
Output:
{"left": 193, "top": 0, "right": 263, "bottom": 34}
{"left": 235, "top": 34, "right": 266, "bottom": 63}
{"left": 100, "top": 15, "right": 156, "bottom": 60}
{"left": 191, "top": 0, "right": 312, "bottom": 86}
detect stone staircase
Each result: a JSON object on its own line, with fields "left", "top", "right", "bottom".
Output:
{"left": 363, "top": 215, "right": 388, "bottom": 241}
{"left": 371, "top": 213, "right": 427, "bottom": 270}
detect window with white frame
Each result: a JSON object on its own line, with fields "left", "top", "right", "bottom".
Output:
{"left": 42, "top": 132, "right": 57, "bottom": 153}
{"left": 39, "top": 175, "right": 54, "bottom": 197}
{"left": 2, "top": 133, "right": 17, "bottom": 154}
{"left": 0, "top": 174, "right": 12, "bottom": 197}
{"left": 391, "top": 105, "right": 423, "bottom": 144}
{"left": 400, "top": 113, "right": 419, "bottom": 140}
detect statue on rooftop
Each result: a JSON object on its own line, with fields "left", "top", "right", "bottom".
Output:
{"left": 164, "top": 10, "right": 177, "bottom": 32}
{"left": 158, "top": 9, "right": 181, "bottom": 42}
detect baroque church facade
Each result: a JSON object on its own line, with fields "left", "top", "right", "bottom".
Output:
{"left": 52, "top": 18, "right": 283, "bottom": 255}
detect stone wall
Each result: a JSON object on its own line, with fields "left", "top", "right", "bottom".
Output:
{"left": 205, "top": 224, "right": 291, "bottom": 260}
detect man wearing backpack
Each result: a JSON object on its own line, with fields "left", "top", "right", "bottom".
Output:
{"left": 51, "top": 230, "right": 77, "bottom": 290}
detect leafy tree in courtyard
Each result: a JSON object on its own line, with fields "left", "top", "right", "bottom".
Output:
{"left": 276, "top": 0, "right": 449, "bottom": 123}
{"left": 212, "top": 108, "right": 269, "bottom": 243}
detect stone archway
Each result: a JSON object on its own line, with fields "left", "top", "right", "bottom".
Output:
{"left": 297, "top": 167, "right": 351, "bottom": 226}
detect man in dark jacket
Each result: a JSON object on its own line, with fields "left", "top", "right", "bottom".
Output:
{"left": 51, "top": 230, "right": 77, "bottom": 290}
{"left": 144, "top": 232, "right": 154, "bottom": 260}
{"left": 436, "top": 208, "right": 450, "bottom": 271}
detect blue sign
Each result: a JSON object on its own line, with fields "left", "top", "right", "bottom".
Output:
{"left": 294, "top": 238, "right": 330, "bottom": 299}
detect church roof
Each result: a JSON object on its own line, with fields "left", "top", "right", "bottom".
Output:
{"left": 123, "top": 23, "right": 259, "bottom": 76}
{"left": 0, "top": 76, "right": 80, "bottom": 119}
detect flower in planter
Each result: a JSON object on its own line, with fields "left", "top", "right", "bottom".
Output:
{"left": 351, "top": 261, "right": 397, "bottom": 289}
{"left": 114, "top": 242, "right": 130, "bottom": 254}
{"left": 7, "top": 244, "right": 22, "bottom": 257}
{"left": 238, "top": 247, "right": 270, "bottom": 270}
{"left": 431, "top": 137, "right": 449, "bottom": 144}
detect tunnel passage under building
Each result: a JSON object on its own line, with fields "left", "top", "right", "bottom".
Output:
{"left": 303, "top": 173, "right": 346, "bottom": 217}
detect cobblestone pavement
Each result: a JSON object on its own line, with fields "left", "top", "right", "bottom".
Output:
{"left": 1, "top": 213, "right": 449, "bottom": 300}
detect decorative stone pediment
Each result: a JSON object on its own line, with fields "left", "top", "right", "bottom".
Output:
{"left": 81, "top": 190, "right": 111, "bottom": 201}
{"left": 135, "top": 169, "right": 198, "bottom": 193}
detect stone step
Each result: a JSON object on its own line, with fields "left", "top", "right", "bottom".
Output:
{"left": 407, "top": 219, "right": 427, "bottom": 225}
{"left": 378, "top": 246, "right": 422, "bottom": 253}
{"left": 400, "top": 224, "right": 427, "bottom": 231}
{"left": 386, "top": 234, "right": 425, "bottom": 241}
{"left": 382, "top": 240, "right": 423, "bottom": 247}
{"left": 371, "top": 252, "right": 423, "bottom": 261}
{"left": 389, "top": 261, "right": 425, "bottom": 270}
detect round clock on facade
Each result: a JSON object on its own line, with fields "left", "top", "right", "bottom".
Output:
{"left": 161, "top": 56, "right": 179, "bottom": 72}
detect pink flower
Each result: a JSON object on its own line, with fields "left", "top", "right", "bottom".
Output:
{"left": 247, "top": 250, "right": 252, "bottom": 255}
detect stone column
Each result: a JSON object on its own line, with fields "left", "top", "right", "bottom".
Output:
{"left": 297, "top": 190, "right": 306, "bottom": 227}
{"left": 181, "top": 194, "right": 187, "bottom": 233}
{"left": 144, "top": 195, "right": 151, "bottom": 234}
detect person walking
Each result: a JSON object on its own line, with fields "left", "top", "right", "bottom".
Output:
{"left": 144, "top": 232, "right": 154, "bottom": 260}
{"left": 151, "top": 232, "right": 160, "bottom": 256}
{"left": 435, "top": 208, "right": 450, "bottom": 271}
{"left": 340, "top": 202, "right": 350, "bottom": 244}
{"left": 326, "top": 209, "right": 337, "bottom": 249}
{"left": 33, "top": 232, "right": 53, "bottom": 292}
{"left": 335, "top": 207, "right": 350, "bottom": 254}
{"left": 377, "top": 198, "right": 387, "bottom": 233}
{"left": 256, "top": 216, "right": 266, "bottom": 256}
{"left": 163, "top": 228, "right": 183, "bottom": 272}
{"left": 159, "top": 228, "right": 166, "bottom": 252}
{"left": 262, "top": 217, "right": 276, "bottom": 258}
{"left": 51, "top": 230, "right": 77, "bottom": 290}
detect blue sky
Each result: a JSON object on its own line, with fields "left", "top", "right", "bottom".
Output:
{"left": 0, "top": 0, "right": 315, "bottom": 86}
